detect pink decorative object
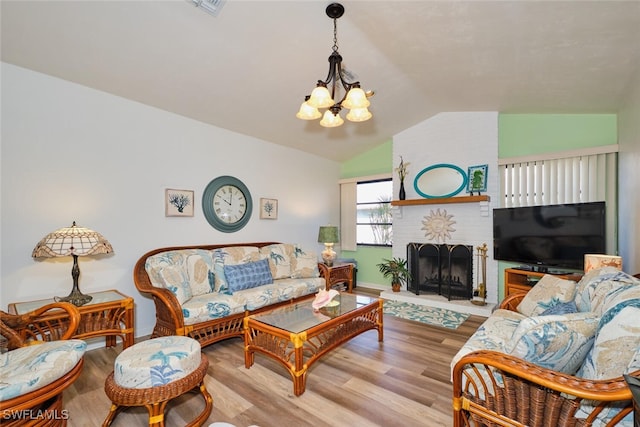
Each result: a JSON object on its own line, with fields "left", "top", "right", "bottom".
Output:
{"left": 312, "top": 289, "right": 340, "bottom": 311}
{"left": 584, "top": 254, "right": 623, "bottom": 273}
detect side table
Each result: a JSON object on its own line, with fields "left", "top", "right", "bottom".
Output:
{"left": 8, "top": 289, "right": 134, "bottom": 349}
{"left": 319, "top": 262, "right": 355, "bottom": 293}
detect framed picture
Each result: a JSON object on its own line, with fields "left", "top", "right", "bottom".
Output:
{"left": 259, "top": 198, "right": 278, "bottom": 219}
{"left": 165, "top": 189, "right": 194, "bottom": 217}
{"left": 466, "top": 165, "right": 488, "bottom": 194}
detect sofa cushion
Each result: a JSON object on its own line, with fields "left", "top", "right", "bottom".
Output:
{"left": 508, "top": 311, "right": 599, "bottom": 374}
{"left": 156, "top": 265, "right": 193, "bottom": 305}
{"left": 114, "top": 336, "right": 200, "bottom": 389}
{"left": 224, "top": 259, "right": 273, "bottom": 293}
{"left": 0, "top": 339, "right": 87, "bottom": 401}
{"left": 290, "top": 246, "right": 320, "bottom": 279}
{"left": 574, "top": 267, "right": 640, "bottom": 315}
{"left": 145, "top": 249, "right": 215, "bottom": 300}
{"left": 517, "top": 274, "right": 577, "bottom": 317}
{"left": 211, "top": 246, "right": 264, "bottom": 293}
{"left": 181, "top": 292, "right": 247, "bottom": 325}
{"left": 577, "top": 301, "right": 640, "bottom": 380}
{"left": 450, "top": 309, "right": 526, "bottom": 378}
{"left": 260, "top": 243, "right": 295, "bottom": 279}
{"left": 240, "top": 277, "right": 324, "bottom": 311}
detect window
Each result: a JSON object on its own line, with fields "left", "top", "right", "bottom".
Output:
{"left": 356, "top": 179, "right": 392, "bottom": 246}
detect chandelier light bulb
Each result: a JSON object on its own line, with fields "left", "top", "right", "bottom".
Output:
{"left": 342, "top": 87, "right": 370, "bottom": 109}
{"left": 307, "top": 85, "right": 335, "bottom": 109}
{"left": 296, "top": 101, "right": 322, "bottom": 120}
{"left": 320, "top": 110, "right": 344, "bottom": 127}
{"left": 346, "top": 107, "right": 372, "bottom": 122}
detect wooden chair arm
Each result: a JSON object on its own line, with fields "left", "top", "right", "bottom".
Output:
{"left": 1, "top": 302, "right": 81, "bottom": 349}
{"left": 498, "top": 292, "right": 527, "bottom": 312}
{"left": 453, "top": 349, "right": 634, "bottom": 402}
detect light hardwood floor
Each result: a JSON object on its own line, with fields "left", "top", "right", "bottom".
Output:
{"left": 65, "top": 290, "right": 485, "bottom": 427}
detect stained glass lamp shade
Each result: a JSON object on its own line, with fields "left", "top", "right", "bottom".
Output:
{"left": 32, "top": 221, "right": 113, "bottom": 306}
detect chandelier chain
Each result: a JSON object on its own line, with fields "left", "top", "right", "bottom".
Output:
{"left": 332, "top": 18, "right": 339, "bottom": 53}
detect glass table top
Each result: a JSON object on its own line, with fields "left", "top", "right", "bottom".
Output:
{"left": 11, "top": 290, "right": 128, "bottom": 314}
{"left": 250, "top": 293, "right": 378, "bottom": 334}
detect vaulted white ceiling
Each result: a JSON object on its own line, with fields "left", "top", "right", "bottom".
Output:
{"left": 2, "top": 1, "right": 639, "bottom": 162}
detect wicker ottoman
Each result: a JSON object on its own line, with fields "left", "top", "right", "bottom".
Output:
{"left": 102, "top": 336, "right": 212, "bottom": 427}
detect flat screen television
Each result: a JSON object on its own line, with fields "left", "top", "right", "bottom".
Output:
{"left": 493, "top": 201, "right": 606, "bottom": 272}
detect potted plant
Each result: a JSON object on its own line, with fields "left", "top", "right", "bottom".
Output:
{"left": 377, "top": 257, "right": 412, "bottom": 292}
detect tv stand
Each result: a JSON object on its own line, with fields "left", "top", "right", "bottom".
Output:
{"left": 504, "top": 268, "right": 583, "bottom": 297}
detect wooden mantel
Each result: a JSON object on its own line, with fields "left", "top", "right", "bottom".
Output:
{"left": 391, "top": 195, "right": 490, "bottom": 206}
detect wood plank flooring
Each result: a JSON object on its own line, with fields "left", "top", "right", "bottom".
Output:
{"left": 65, "top": 290, "right": 485, "bottom": 427}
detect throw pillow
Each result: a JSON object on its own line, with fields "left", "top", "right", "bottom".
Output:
{"left": 223, "top": 259, "right": 274, "bottom": 293}
{"left": 508, "top": 311, "right": 599, "bottom": 375}
{"left": 541, "top": 301, "right": 577, "bottom": 315}
{"left": 517, "top": 275, "right": 577, "bottom": 317}
{"left": 157, "top": 265, "right": 192, "bottom": 305}
{"left": 290, "top": 246, "right": 320, "bottom": 279}
{"left": 211, "top": 246, "right": 262, "bottom": 293}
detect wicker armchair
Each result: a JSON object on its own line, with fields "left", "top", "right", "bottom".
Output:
{"left": 0, "top": 302, "right": 86, "bottom": 426}
{"left": 452, "top": 292, "right": 637, "bottom": 427}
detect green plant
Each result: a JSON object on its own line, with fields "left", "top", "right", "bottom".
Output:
{"left": 377, "top": 257, "right": 412, "bottom": 286}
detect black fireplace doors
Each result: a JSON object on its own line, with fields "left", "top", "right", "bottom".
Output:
{"left": 407, "top": 243, "right": 473, "bottom": 300}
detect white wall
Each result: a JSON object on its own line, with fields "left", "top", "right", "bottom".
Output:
{"left": 393, "top": 112, "right": 499, "bottom": 304}
{"left": 1, "top": 63, "right": 340, "bottom": 337}
{"left": 617, "top": 68, "right": 640, "bottom": 275}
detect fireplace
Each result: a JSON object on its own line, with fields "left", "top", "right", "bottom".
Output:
{"left": 407, "top": 243, "right": 473, "bottom": 300}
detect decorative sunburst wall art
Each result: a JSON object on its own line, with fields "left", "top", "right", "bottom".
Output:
{"left": 421, "top": 208, "right": 456, "bottom": 243}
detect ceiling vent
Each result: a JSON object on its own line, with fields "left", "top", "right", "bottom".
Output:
{"left": 190, "top": 0, "right": 226, "bottom": 17}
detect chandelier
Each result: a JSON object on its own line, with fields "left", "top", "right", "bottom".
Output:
{"left": 296, "top": 3, "right": 373, "bottom": 128}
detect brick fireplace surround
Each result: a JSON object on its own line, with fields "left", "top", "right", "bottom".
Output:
{"left": 382, "top": 112, "right": 500, "bottom": 317}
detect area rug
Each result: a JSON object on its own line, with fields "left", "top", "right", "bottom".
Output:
{"left": 383, "top": 300, "right": 469, "bottom": 329}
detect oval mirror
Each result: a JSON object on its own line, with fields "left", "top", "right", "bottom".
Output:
{"left": 413, "top": 164, "right": 468, "bottom": 198}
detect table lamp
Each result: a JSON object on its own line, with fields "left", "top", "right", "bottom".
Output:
{"left": 584, "top": 254, "right": 622, "bottom": 273}
{"left": 32, "top": 221, "right": 114, "bottom": 306}
{"left": 317, "top": 225, "right": 339, "bottom": 266}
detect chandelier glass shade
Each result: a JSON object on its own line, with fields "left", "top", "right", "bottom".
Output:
{"left": 296, "top": 3, "right": 372, "bottom": 128}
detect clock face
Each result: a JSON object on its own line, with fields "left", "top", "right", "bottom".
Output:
{"left": 202, "top": 176, "right": 253, "bottom": 232}
{"left": 213, "top": 184, "right": 247, "bottom": 224}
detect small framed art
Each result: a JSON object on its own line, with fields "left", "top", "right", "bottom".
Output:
{"left": 260, "top": 198, "right": 278, "bottom": 219}
{"left": 467, "top": 165, "right": 488, "bottom": 195}
{"left": 165, "top": 189, "right": 194, "bottom": 217}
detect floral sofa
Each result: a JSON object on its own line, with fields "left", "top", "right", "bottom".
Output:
{"left": 134, "top": 242, "right": 326, "bottom": 347}
{"left": 452, "top": 267, "right": 640, "bottom": 427}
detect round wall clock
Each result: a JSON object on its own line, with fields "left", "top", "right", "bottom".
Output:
{"left": 202, "top": 176, "right": 252, "bottom": 232}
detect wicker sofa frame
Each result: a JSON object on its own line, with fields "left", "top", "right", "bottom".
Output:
{"left": 134, "top": 242, "right": 330, "bottom": 348}
{"left": 452, "top": 292, "right": 638, "bottom": 427}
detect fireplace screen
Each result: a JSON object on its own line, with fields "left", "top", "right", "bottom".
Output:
{"left": 407, "top": 243, "right": 473, "bottom": 300}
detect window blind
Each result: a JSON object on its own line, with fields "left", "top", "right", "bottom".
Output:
{"left": 498, "top": 147, "right": 618, "bottom": 254}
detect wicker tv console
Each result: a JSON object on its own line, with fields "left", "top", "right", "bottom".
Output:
{"left": 134, "top": 242, "right": 332, "bottom": 348}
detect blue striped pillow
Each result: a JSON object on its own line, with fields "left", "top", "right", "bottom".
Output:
{"left": 224, "top": 259, "right": 273, "bottom": 293}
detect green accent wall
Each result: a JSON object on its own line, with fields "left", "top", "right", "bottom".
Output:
{"left": 341, "top": 140, "right": 393, "bottom": 289}
{"left": 341, "top": 140, "right": 392, "bottom": 178}
{"left": 499, "top": 114, "right": 617, "bottom": 158}
{"left": 496, "top": 113, "right": 618, "bottom": 301}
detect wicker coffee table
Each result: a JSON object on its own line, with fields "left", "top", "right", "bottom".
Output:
{"left": 243, "top": 292, "right": 383, "bottom": 396}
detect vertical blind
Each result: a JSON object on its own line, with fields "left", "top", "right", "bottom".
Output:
{"left": 498, "top": 147, "right": 618, "bottom": 254}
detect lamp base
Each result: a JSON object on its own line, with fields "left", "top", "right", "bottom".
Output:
{"left": 55, "top": 289, "right": 92, "bottom": 307}
{"left": 322, "top": 243, "right": 337, "bottom": 267}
